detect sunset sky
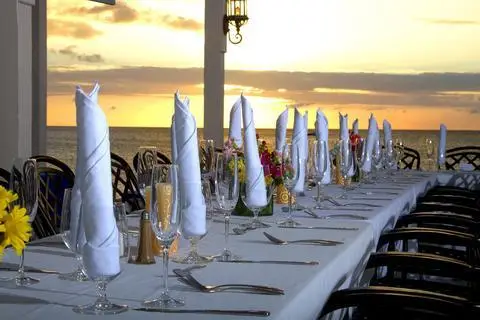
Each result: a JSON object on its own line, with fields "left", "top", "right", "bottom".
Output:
{"left": 47, "top": 0, "right": 480, "bottom": 130}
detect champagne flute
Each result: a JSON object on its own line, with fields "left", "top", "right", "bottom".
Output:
{"left": 312, "top": 140, "right": 329, "bottom": 209}
{"left": 143, "top": 164, "right": 184, "bottom": 309}
{"left": 338, "top": 140, "right": 353, "bottom": 199}
{"left": 394, "top": 138, "right": 405, "bottom": 173}
{"left": 371, "top": 137, "right": 383, "bottom": 181}
{"left": 199, "top": 139, "right": 215, "bottom": 180}
{"left": 240, "top": 167, "right": 273, "bottom": 229}
{"left": 425, "top": 138, "right": 435, "bottom": 171}
{"left": 6, "top": 158, "right": 40, "bottom": 286}
{"left": 72, "top": 204, "right": 128, "bottom": 315}
{"left": 277, "top": 143, "right": 301, "bottom": 227}
{"left": 172, "top": 180, "right": 211, "bottom": 265}
{"left": 58, "top": 188, "right": 88, "bottom": 281}
{"left": 136, "top": 146, "right": 158, "bottom": 197}
{"left": 214, "top": 152, "right": 240, "bottom": 262}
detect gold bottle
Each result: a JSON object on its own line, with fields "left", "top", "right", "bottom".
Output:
{"left": 133, "top": 185, "right": 156, "bottom": 264}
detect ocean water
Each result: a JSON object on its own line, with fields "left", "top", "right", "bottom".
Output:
{"left": 47, "top": 127, "right": 479, "bottom": 171}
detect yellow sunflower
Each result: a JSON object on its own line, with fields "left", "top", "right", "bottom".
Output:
{"left": 0, "top": 205, "right": 32, "bottom": 256}
{"left": 0, "top": 186, "right": 18, "bottom": 211}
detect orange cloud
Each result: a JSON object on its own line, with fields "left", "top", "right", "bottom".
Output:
{"left": 47, "top": 19, "right": 103, "bottom": 39}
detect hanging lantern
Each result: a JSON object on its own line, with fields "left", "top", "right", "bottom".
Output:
{"left": 223, "top": 0, "right": 249, "bottom": 44}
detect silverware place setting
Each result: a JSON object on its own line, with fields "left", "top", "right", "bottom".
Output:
{"left": 328, "top": 198, "right": 381, "bottom": 208}
{"left": 134, "top": 308, "right": 271, "bottom": 317}
{"left": 173, "top": 269, "right": 284, "bottom": 295}
{"left": 217, "top": 260, "right": 319, "bottom": 266}
{"left": 304, "top": 209, "right": 369, "bottom": 220}
{"left": 349, "top": 197, "right": 393, "bottom": 201}
{"left": 0, "top": 265, "right": 59, "bottom": 275}
{"left": 278, "top": 225, "right": 359, "bottom": 231}
{"left": 263, "top": 232, "right": 343, "bottom": 246}
{"left": 350, "top": 191, "right": 399, "bottom": 196}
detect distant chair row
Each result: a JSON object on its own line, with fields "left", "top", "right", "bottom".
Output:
{"left": 397, "top": 145, "right": 480, "bottom": 171}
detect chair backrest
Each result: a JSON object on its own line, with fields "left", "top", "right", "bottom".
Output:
{"left": 397, "top": 146, "right": 421, "bottom": 170}
{"left": 444, "top": 146, "right": 480, "bottom": 171}
{"left": 132, "top": 151, "right": 171, "bottom": 173}
{"left": 31, "top": 155, "right": 75, "bottom": 238}
{"left": 111, "top": 152, "right": 145, "bottom": 212}
{"left": 0, "top": 167, "right": 10, "bottom": 188}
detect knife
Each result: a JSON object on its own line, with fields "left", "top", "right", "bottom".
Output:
{"left": 350, "top": 198, "right": 392, "bottom": 201}
{"left": 279, "top": 226, "right": 359, "bottom": 231}
{"left": 218, "top": 260, "right": 319, "bottom": 265}
{"left": 317, "top": 207, "right": 373, "bottom": 212}
{"left": 134, "top": 308, "right": 270, "bottom": 317}
{"left": 0, "top": 267, "right": 59, "bottom": 274}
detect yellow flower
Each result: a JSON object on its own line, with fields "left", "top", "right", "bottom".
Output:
{"left": 0, "top": 205, "right": 32, "bottom": 256}
{"left": 0, "top": 186, "right": 18, "bottom": 211}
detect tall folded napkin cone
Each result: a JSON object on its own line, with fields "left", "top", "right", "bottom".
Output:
{"left": 241, "top": 94, "right": 267, "bottom": 208}
{"left": 228, "top": 97, "right": 243, "bottom": 147}
{"left": 275, "top": 108, "right": 288, "bottom": 153}
{"left": 315, "top": 110, "right": 331, "bottom": 184}
{"left": 339, "top": 113, "right": 354, "bottom": 177}
{"left": 361, "top": 114, "right": 378, "bottom": 173}
{"left": 172, "top": 92, "right": 206, "bottom": 238}
{"left": 292, "top": 108, "right": 306, "bottom": 193}
{"left": 352, "top": 119, "right": 359, "bottom": 135}
{"left": 75, "top": 83, "right": 120, "bottom": 278}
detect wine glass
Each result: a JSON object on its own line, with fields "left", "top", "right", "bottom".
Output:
{"left": 394, "top": 138, "right": 405, "bottom": 173}
{"left": 240, "top": 167, "right": 274, "bottom": 229}
{"left": 143, "top": 164, "right": 184, "bottom": 309}
{"left": 277, "top": 143, "right": 301, "bottom": 227}
{"left": 58, "top": 188, "right": 88, "bottom": 281}
{"left": 371, "top": 137, "right": 383, "bottom": 181}
{"left": 136, "top": 146, "right": 158, "bottom": 197}
{"left": 199, "top": 139, "right": 215, "bottom": 180}
{"left": 338, "top": 140, "right": 353, "bottom": 199}
{"left": 425, "top": 138, "right": 435, "bottom": 171}
{"left": 214, "top": 152, "right": 240, "bottom": 262}
{"left": 6, "top": 158, "right": 40, "bottom": 287}
{"left": 72, "top": 203, "right": 128, "bottom": 315}
{"left": 312, "top": 140, "right": 329, "bottom": 209}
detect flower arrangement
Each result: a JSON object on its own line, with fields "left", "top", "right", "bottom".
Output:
{"left": 0, "top": 186, "right": 32, "bottom": 260}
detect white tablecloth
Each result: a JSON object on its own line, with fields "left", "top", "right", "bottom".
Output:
{"left": 0, "top": 171, "right": 470, "bottom": 320}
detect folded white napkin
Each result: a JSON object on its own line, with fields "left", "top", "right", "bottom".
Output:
{"left": 228, "top": 97, "right": 243, "bottom": 147}
{"left": 315, "top": 110, "right": 331, "bottom": 184}
{"left": 361, "top": 114, "right": 378, "bottom": 173}
{"left": 383, "top": 120, "right": 393, "bottom": 150}
{"left": 76, "top": 83, "right": 119, "bottom": 278}
{"left": 275, "top": 108, "right": 289, "bottom": 152}
{"left": 241, "top": 95, "right": 267, "bottom": 207}
{"left": 339, "top": 113, "right": 354, "bottom": 176}
{"left": 292, "top": 108, "right": 306, "bottom": 192}
{"left": 172, "top": 92, "right": 206, "bottom": 238}
{"left": 438, "top": 124, "right": 447, "bottom": 166}
{"left": 303, "top": 111, "right": 309, "bottom": 163}
{"left": 352, "top": 119, "right": 359, "bottom": 134}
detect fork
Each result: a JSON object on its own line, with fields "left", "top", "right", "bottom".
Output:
{"left": 173, "top": 269, "right": 284, "bottom": 295}
{"left": 328, "top": 198, "right": 381, "bottom": 208}
{"left": 263, "top": 232, "right": 343, "bottom": 246}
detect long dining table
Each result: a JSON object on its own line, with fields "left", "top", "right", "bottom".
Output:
{"left": 0, "top": 171, "right": 478, "bottom": 320}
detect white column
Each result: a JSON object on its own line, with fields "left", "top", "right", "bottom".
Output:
{"left": 32, "top": 0, "right": 47, "bottom": 156}
{"left": 0, "top": 0, "right": 36, "bottom": 169}
{"left": 204, "top": 0, "right": 227, "bottom": 147}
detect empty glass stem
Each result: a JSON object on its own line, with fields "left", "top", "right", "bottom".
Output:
{"left": 17, "top": 250, "right": 25, "bottom": 279}
{"left": 162, "top": 246, "right": 170, "bottom": 295}
{"left": 223, "top": 214, "right": 230, "bottom": 255}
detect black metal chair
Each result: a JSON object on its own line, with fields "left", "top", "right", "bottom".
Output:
{"left": 319, "top": 286, "right": 477, "bottom": 319}
{"left": 444, "top": 146, "right": 480, "bottom": 171}
{"left": 0, "top": 167, "right": 10, "bottom": 188}
{"left": 31, "top": 155, "right": 75, "bottom": 238}
{"left": 132, "top": 150, "right": 171, "bottom": 173}
{"left": 396, "top": 146, "right": 421, "bottom": 170}
{"left": 111, "top": 152, "right": 145, "bottom": 213}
